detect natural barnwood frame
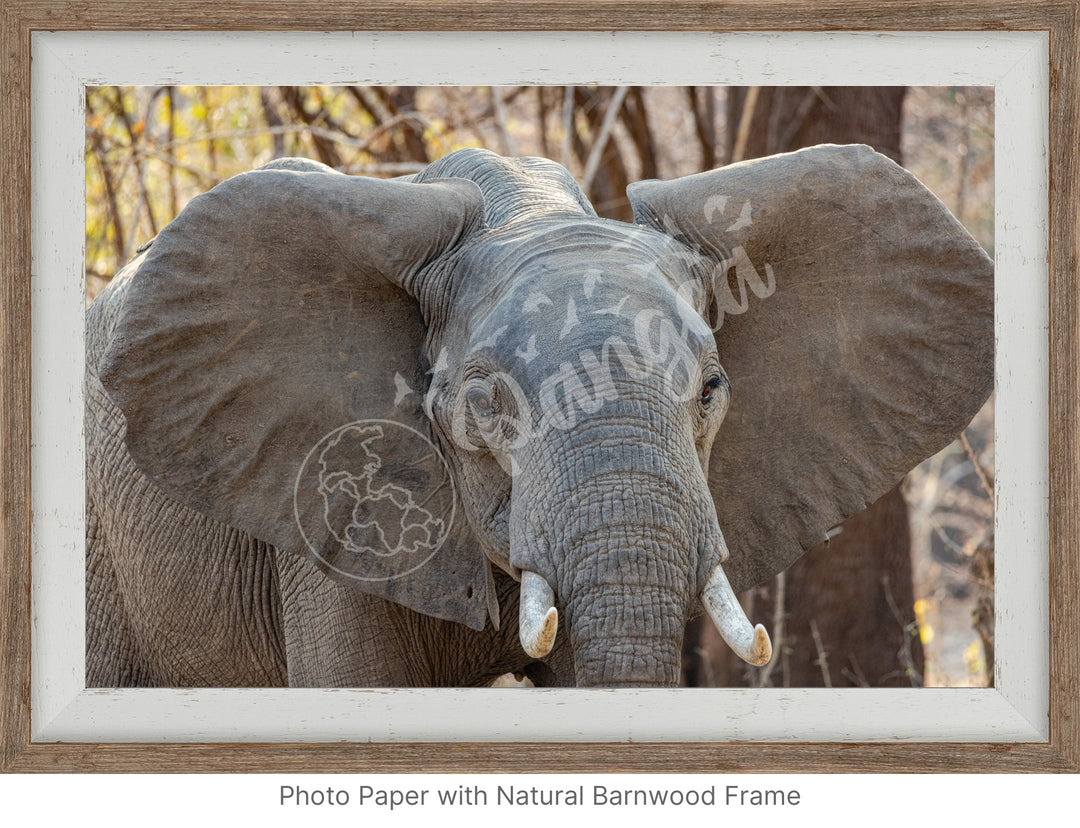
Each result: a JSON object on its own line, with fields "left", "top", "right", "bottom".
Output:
{"left": 1, "top": 1, "right": 1077, "bottom": 773}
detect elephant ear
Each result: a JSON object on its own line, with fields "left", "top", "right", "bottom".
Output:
{"left": 99, "top": 159, "right": 496, "bottom": 630}
{"left": 628, "top": 144, "right": 993, "bottom": 593}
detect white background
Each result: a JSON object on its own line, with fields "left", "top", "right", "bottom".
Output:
{"left": 5, "top": 773, "right": 1080, "bottom": 825}
{"left": 8, "top": 26, "right": 1071, "bottom": 821}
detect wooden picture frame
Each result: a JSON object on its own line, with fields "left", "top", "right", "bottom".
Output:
{"left": 2, "top": 1, "right": 1077, "bottom": 773}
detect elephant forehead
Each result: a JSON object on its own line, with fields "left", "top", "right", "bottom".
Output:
{"left": 463, "top": 220, "right": 688, "bottom": 288}
{"left": 466, "top": 272, "right": 706, "bottom": 368}
{"left": 463, "top": 223, "right": 701, "bottom": 329}
{"left": 462, "top": 281, "right": 714, "bottom": 401}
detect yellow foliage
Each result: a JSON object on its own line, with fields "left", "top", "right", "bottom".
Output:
{"left": 913, "top": 599, "right": 934, "bottom": 644}
{"left": 964, "top": 640, "right": 986, "bottom": 679}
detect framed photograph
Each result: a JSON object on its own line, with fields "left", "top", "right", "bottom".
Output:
{"left": 2, "top": 1, "right": 1077, "bottom": 773}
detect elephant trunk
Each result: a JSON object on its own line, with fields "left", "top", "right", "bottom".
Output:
{"left": 515, "top": 527, "right": 688, "bottom": 686}
{"left": 564, "top": 576, "right": 688, "bottom": 687}
{"left": 511, "top": 410, "right": 772, "bottom": 685}
{"left": 511, "top": 424, "right": 702, "bottom": 687}
{"left": 513, "top": 466, "right": 772, "bottom": 683}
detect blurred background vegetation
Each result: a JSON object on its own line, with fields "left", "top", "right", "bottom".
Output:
{"left": 85, "top": 85, "right": 995, "bottom": 687}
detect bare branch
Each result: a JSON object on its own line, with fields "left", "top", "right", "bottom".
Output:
{"left": 776, "top": 87, "right": 826, "bottom": 154}
{"left": 536, "top": 87, "right": 552, "bottom": 158}
{"left": 109, "top": 86, "right": 161, "bottom": 260}
{"left": 165, "top": 86, "right": 178, "bottom": 217}
{"left": 560, "top": 85, "right": 575, "bottom": 168}
{"left": 201, "top": 87, "right": 217, "bottom": 173}
{"left": 619, "top": 87, "right": 657, "bottom": 179}
{"left": 259, "top": 87, "right": 287, "bottom": 160}
{"left": 490, "top": 86, "right": 516, "bottom": 156}
{"left": 686, "top": 86, "right": 717, "bottom": 170}
{"left": 841, "top": 657, "right": 872, "bottom": 688}
{"left": 808, "top": 618, "right": 833, "bottom": 687}
{"left": 754, "top": 570, "right": 786, "bottom": 688}
{"left": 87, "top": 126, "right": 125, "bottom": 264}
{"left": 581, "top": 86, "right": 629, "bottom": 191}
{"left": 882, "top": 574, "right": 923, "bottom": 687}
{"left": 278, "top": 86, "right": 343, "bottom": 168}
{"left": 960, "top": 430, "right": 995, "bottom": 498}
{"left": 368, "top": 87, "right": 430, "bottom": 163}
{"left": 149, "top": 119, "right": 430, "bottom": 161}
{"left": 133, "top": 148, "right": 222, "bottom": 186}
{"left": 765, "top": 87, "right": 786, "bottom": 155}
{"left": 730, "top": 85, "right": 760, "bottom": 163}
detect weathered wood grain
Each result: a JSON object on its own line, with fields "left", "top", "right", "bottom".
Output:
{"left": 1, "top": 0, "right": 1079, "bottom": 32}
{"left": 1047, "top": 0, "right": 1080, "bottom": 773}
{"left": 5, "top": 740, "right": 1078, "bottom": 774}
{"left": 0, "top": 0, "right": 34, "bottom": 775}
{"left": 2, "top": 0, "right": 1077, "bottom": 774}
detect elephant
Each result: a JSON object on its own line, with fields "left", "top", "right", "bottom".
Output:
{"left": 84, "top": 144, "right": 993, "bottom": 688}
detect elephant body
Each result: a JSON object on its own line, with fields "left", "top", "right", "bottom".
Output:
{"left": 87, "top": 284, "right": 548, "bottom": 687}
{"left": 86, "top": 146, "right": 993, "bottom": 688}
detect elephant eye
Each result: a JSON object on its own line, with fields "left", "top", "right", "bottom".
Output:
{"left": 466, "top": 384, "right": 496, "bottom": 421}
{"left": 701, "top": 376, "right": 723, "bottom": 404}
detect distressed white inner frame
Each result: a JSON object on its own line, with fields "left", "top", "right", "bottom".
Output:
{"left": 30, "top": 30, "right": 1049, "bottom": 743}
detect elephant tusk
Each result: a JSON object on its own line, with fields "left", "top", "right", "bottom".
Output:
{"left": 519, "top": 571, "right": 559, "bottom": 658}
{"left": 701, "top": 564, "right": 772, "bottom": 667}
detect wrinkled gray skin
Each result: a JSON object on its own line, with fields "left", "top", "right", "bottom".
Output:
{"left": 423, "top": 196, "right": 722, "bottom": 686}
{"left": 86, "top": 146, "right": 994, "bottom": 688}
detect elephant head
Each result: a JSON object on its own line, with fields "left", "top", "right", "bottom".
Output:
{"left": 98, "top": 145, "right": 993, "bottom": 687}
